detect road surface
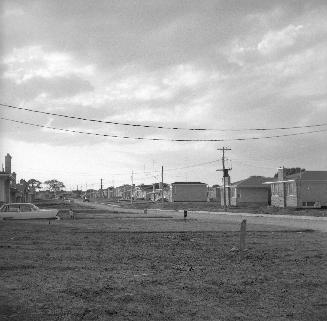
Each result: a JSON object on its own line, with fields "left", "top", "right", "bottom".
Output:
{"left": 74, "top": 200, "right": 327, "bottom": 232}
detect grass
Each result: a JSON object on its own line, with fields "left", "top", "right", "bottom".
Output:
{"left": 0, "top": 213, "right": 327, "bottom": 321}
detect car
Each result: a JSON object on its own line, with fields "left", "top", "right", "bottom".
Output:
{"left": 0, "top": 203, "right": 59, "bottom": 220}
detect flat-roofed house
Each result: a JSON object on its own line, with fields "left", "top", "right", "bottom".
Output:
{"left": 170, "top": 182, "right": 208, "bottom": 202}
{"left": 267, "top": 167, "right": 327, "bottom": 208}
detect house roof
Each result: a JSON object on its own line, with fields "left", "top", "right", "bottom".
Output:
{"left": 231, "top": 176, "right": 274, "bottom": 188}
{"left": 265, "top": 171, "right": 327, "bottom": 184}
{"left": 138, "top": 185, "right": 153, "bottom": 191}
{"left": 285, "top": 171, "right": 327, "bottom": 181}
{"left": 172, "top": 182, "right": 206, "bottom": 185}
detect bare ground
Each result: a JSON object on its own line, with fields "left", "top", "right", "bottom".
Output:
{"left": 0, "top": 215, "right": 326, "bottom": 321}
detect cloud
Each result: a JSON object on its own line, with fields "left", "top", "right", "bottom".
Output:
{"left": 257, "top": 24, "right": 304, "bottom": 55}
{"left": 1, "top": 0, "right": 327, "bottom": 186}
{"left": 3, "top": 46, "right": 95, "bottom": 84}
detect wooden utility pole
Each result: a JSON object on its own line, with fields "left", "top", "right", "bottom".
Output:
{"left": 161, "top": 166, "right": 164, "bottom": 207}
{"left": 100, "top": 178, "right": 103, "bottom": 198}
{"left": 217, "top": 147, "right": 232, "bottom": 211}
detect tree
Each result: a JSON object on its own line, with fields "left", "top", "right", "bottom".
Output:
{"left": 27, "top": 179, "right": 42, "bottom": 192}
{"left": 274, "top": 168, "right": 305, "bottom": 178}
{"left": 44, "top": 179, "right": 65, "bottom": 194}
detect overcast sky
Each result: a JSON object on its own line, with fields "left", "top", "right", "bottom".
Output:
{"left": 1, "top": 0, "right": 327, "bottom": 189}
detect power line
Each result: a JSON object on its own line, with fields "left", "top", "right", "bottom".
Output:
{"left": 2, "top": 102, "right": 327, "bottom": 132}
{"left": 2, "top": 116, "right": 327, "bottom": 142}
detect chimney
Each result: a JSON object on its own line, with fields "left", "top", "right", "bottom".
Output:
{"left": 278, "top": 167, "right": 286, "bottom": 181}
{"left": 5, "top": 153, "right": 12, "bottom": 174}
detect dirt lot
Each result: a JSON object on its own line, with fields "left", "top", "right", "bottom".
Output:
{"left": 0, "top": 212, "right": 327, "bottom": 321}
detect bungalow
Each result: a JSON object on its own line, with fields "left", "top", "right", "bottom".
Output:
{"left": 228, "top": 176, "right": 272, "bottom": 207}
{"left": 268, "top": 167, "right": 327, "bottom": 208}
{"left": 169, "top": 182, "right": 208, "bottom": 202}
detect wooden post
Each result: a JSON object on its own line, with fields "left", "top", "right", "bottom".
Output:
{"left": 240, "top": 219, "right": 247, "bottom": 259}
{"left": 161, "top": 166, "right": 164, "bottom": 208}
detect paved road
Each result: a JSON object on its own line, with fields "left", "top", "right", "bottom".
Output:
{"left": 75, "top": 200, "right": 327, "bottom": 232}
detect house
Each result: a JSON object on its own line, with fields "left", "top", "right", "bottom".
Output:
{"left": 113, "top": 185, "right": 133, "bottom": 200}
{"left": 267, "top": 167, "right": 327, "bottom": 208}
{"left": 169, "top": 182, "right": 208, "bottom": 202}
{"left": 0, "top": 154, "right": 16, "bottom": 205}
{"left": 148, "top": 183, "right": 170, "bottom": 202}
{"left": 208, "top": 185, "right": 221, "bottom": 203}
{"left": 134, "top": 184, "right": 153, "bottom": 200}
{"left": 102, "top": 186, "right": 114, "bottom": 200}
{"left": 228, "top": 176, "right": 272, "bottom": 207}
{"left": 0, "top": 172, "right": 14, "bottom": 205}
{"left": 35, "top": 190, "right": 55, "bottom": 200}
{"left": 71, "top": 189, "right": 83, "bottom": 199}
{"left": 0, "top": 153, "right": 38, "bottom": 204}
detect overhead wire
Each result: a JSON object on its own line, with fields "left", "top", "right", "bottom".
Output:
{"left": 2, "top": 116, "right": 327, "bottom": 142}
{"left": 1, "top": 102, "right": 327, "bottom": 132}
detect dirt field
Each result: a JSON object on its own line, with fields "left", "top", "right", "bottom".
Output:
{"left": 1, "top": 213, "right": 327, "bottom": 321}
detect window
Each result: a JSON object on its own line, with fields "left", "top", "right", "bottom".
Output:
{"left": 272, "top": 183, "right": 283, "bottom": 196}
{"left": 302, "top": 202, "right": 315, "bottom": 207}
{"left": 272, "top": 184, "right": 282, "bottom": 195}
{"left": 20, "top": 204, "right": 32, "bottom": 212}
{"left": 8, "top": 205, "right": 20, "bottom": 212}
{"left": 286, "top": 182, "right": 295, "bottom": 196}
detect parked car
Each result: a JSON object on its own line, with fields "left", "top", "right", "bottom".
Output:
{"left": 0, "top": 203, "right": 59, "bottom": 220}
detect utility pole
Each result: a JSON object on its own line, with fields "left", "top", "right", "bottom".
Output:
{"left": 100, "top": 178, "right": 103, "bottom": 198}
{"left": 217, "top": 147, "right": 232, "bottom": 211}
{"left": 131, "top": 171, "right": 134, "bottom": 204}
{"left": 161, "top": 166, "right": 164, "bottom": 207}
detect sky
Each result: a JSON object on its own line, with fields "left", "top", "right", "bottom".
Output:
{"left": 1, "top": 0, "right": 327, "bottom": 190}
